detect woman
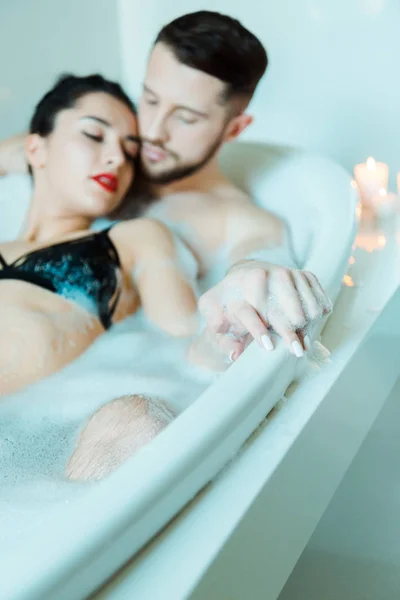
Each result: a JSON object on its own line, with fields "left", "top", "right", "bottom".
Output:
{"left": 0, "top": 73, "right": 199, "bottom": 397}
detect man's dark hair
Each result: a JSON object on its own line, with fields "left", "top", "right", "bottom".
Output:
{"left": 155, "top": 11, "right": 268, "bottom": 102}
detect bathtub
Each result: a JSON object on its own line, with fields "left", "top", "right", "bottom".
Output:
{"left": 0, "top": 141, "right": 368, "bottom": 599}
{"left": 84, "top": 168, "right": 400, "bottom": 600}
{"left": 93, "top": 229, "right": 400, "bottom": 600}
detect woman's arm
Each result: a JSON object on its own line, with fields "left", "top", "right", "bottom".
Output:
{"left": 0, "top": 133, "right": 28, "bottom": 175}
{"left": 113, "top": 218, "right": 199, "bottom": 337}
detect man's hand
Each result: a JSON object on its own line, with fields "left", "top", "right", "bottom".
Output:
{"left": 198, "top": 260, "right": 332, "bottom": 360}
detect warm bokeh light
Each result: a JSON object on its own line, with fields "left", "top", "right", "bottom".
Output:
{"left": 343, "top": 274, "right": 355, "bottom": 287}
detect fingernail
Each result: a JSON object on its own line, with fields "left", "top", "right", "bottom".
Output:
{"left": 229, "top": 350, "right": 236, "bottom": 362}
{"left": 261, "top": 334, "right": 274, "bottom": 351}
{"left": 292, "top": 341, "right": 304, "bottom": 358}
{"left": 304, "top": 335, "right": 311, "bottom": 351}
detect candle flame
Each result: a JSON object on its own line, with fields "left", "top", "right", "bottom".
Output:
{"left": 357, "top": 232, "right": 386, "bottom": 253}
{"left": 377, "top": 235, "right": 386, "bottom": 248}
{"left": 366, "top": 157, "right": 376, "bottom": 170}
{"left": 343, "top": 274, "right": 355, "bottom": 287}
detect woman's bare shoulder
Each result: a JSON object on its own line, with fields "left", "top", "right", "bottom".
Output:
{"left": 111, "top": 218, "right": 176, "bottom": 262}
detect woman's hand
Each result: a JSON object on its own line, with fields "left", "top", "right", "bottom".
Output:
{"left": 198, "top": 260, "right": 332, "bottom": 359}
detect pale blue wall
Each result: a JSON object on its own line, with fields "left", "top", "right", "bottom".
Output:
{"left": 0, "top": 0, "right": 122, "bottom": 139}
{"left": 118, "top": 0, "right": 400, "bottom": 188}
{"left": 2, "top": 1, "right": 399, "bottom": 188}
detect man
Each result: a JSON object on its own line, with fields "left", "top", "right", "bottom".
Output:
{"left": 0, "top": 11, "right": 331, "bottom": 363}
{"left": 0, "top": 11, "right": 334, "bottom": 479}
{"left": 137, "top": 11, "right": 330, "bottom": 362}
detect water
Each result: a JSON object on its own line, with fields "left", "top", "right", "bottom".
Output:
{"left": 0, "top": 193, "right": 301, "bottom": 557}
{"left": 0, "top": 309, "right": 217, "bottom": 553}
{"left": 0, "top": 232, "right": 307, "bottom": 555}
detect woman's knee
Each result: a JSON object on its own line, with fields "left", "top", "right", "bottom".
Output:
{"left": 66, "top": 394, "right": 175, "bottom": 481}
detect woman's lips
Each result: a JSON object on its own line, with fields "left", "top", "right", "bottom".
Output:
{"left": 92, "top": 173, "right": 118, "bottom": 193}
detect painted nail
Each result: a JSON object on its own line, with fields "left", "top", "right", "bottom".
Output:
{"left": 261, "top": 335, "right": 274, "bottom": 351}
{"left": 304, "top": 335, "right": 311, "bottom": 351}
{"left": 292, "top": 340, "right": 304, "bottom": 358}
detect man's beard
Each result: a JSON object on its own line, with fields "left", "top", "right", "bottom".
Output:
{"left": 140, "top": 133, "right": 224, "bottom": 186}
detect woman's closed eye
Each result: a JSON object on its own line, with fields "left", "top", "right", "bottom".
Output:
{"left": 83, "top": 131, "right": 103, "bottom": 142}
{"left": 83, "top": 131, "right": 137, "bottom": 164}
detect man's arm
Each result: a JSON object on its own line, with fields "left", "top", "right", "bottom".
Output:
{"left": 0, "top": 133, "right": 28, "bottom": 175}
{"left": 198, "top": 203, "right": 332, "bottom": 358}
{"left": 225, "top": 203, "right": 298, "bottom": 271}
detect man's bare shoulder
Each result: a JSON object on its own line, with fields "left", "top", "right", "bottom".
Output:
{"left": 216, "top": 182, "right": 283, "bottom": 234}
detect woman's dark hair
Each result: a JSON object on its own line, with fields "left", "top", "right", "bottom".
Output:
{"left": 28, "top": 73, "right": 151, "bottom": 216}
{"left": 155, "top": 11, "right": 268, "bottom": 103}
{"left": 29, "top": 73, "right": 136, "bottom": 136}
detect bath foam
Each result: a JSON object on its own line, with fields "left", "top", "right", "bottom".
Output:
{"left": 0, "top": 235, "right": 300, "bottom": 556}
{"left": 0, "top": 309, "right": 214, "bottom": 554}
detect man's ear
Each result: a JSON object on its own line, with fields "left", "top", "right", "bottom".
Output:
{"left": 25, "top": 134, "right": 47, "bottom": 170}
{"left": 224, "top": 113, "right": 254, "bottom": 143}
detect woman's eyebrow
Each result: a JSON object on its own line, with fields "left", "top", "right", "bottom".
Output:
{"left": 81, "top": 115, "right": 110, "bottom": 127}
{"left": 80, "top": 116, "right": 140, "bottom": 143}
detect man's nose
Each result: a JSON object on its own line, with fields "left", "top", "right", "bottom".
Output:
{"left": 145, "top": 110, "right": 169, "bottom": 144}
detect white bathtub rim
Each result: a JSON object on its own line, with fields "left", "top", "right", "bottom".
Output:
{"left": 92, "top": 282, "right": 400, "bottom": 600}
{"left": 3, "top": 262, "right": 397, "bottom": 600}
{"left": 4, "top": 271, "right": 395, "bottom": 600}
{"left": 0, "top": 148, "right": 358, "bottom": 598}
{"left": 1, "top": 278, "right": 357, "bottom": 593}
{"left": 0, "top": 340, "right": 297, "bottom": 600}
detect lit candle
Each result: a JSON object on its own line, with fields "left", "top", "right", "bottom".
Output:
{"left": 371, "top": 187, "right": 399, "bottom": 217}
{"left": 354, "top": 157, "right": 389, "bottom": 207}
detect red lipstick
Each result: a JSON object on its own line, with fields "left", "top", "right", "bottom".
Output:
{"left": 92, "top": 173, "right": 118, "bottom": 193}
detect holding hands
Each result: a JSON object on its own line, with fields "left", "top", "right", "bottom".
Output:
{"left": 198, "top": 260, "right": 332, "bottom": 363}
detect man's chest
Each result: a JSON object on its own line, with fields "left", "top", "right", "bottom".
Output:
{"left": 144, "top": 195, "right": 226, "bottom": 264}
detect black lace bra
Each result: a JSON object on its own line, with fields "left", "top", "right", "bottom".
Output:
{"left": 0, "top": 227, "right": 121, "bottom": 329}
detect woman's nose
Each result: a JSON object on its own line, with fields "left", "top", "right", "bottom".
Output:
{"left": 104, "top": 144, "right": 125, "bottom": 168}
